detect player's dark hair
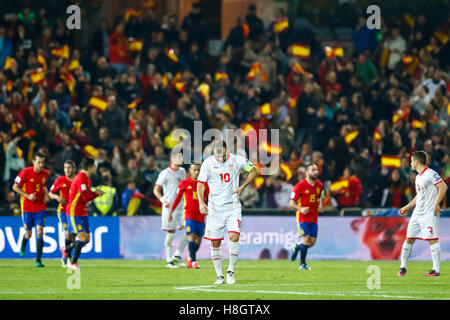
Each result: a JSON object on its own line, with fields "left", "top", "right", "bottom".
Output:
{"left": 81, "top": 158, "right": 96, "bottom": 170}
{"left": 64, "top": 160, "right": 76, "bottom": 169}
{"left": 412, "top": 150, "right": 427, "bottom": 165}
{"left": 305, "top": 163, "right": 315, "bottom": 171}
{"left": 213, "top": 140, "right": 227, "bottom": 151}
{"left": 33, "top": 152, "right": 46, "bottom": 160}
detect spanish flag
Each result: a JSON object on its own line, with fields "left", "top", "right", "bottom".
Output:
{"left": 374, "top": 128, "right": 382, "bottom": 142}
{"left": 171, "top": 72, "right": 182, "bottom": 85}
{"left": 407, "top": 57, "right": 420, "bottom": 76}
{"left": 291, "top": 44, "right": 310, "bottom": 59}
{"left": 254, "top": 176, "right": 265, "bottom": 189}
{"left": 221, "top": 103, "right": 234, "bottom": 119}
{"left": 129, "top": 39, "right": 144, "bottom": 52}
{"left": 128, "top": 99, "right": 140, "bottom": 109}
{"left": 142, "top": 0, "right": 156, "bottom": 9}
{"left": 83, "top": 145, "right": 100, "bottom": 158}
{"left": 280, "top": 163, "right": 293, "bottom": 181}
{"left": 71, "top": 121, "right": 82, "bottom": 133}
{"left": 290, "top": 61, "right": 308, "bottom": 75}
{"left": 10, "top": 122, "right": 18, "bottom": 134}
{"left": 40, "top": 101, "right": 46, "bottom": 118}
{"left": 274, "top": 18, "right": 289, "bottom": 34}
{"left": 22, "top": 129, "right": 36, "bottom": 138}
{"left": 245, "top": 62, "right": 263, "bottom": 80}
{"left": 242, "top": 24, "right": 249, "bottom": 39}
{"left": 147, "top": 197, "right": 162, "bottom": 215}
{"left": 88, "top": 96, "right": 108, "bottom": 112}
{"left": 161, "top": 74, "right": 169, "bottom": 87}
{"left": 411, "top": 119, "right": 424, "bottom": 129}
{"left": 4, "top": 57, "right": 14, "bottom": 70}
{"left": 434, "top": 31, "right": 449, "bottom": 44}
{"left": 381, "top": 155, "right": 401, "bottom": 168}
{"left": 68, "top": 59, "right": 80, "bottom": 71}
{"left": 16, "top": 147, "right": 23, "bottom": 159}
{"left": 125, "top": 9, "right": 142, "bottom": 22}
{"left": 6, "top": 80, "right": 13, "bottom": 92}
{"left": 324, "top": 46, "right": 344, "bottom": 58}
{"left": 288, "top": 96, "right": 297, "bottom": 108}
{"left": 215, "top": 72, "right": 229, "bottom": 81}
{"left": 259, "top": 102, "right": 273, "bottom": 116}
{"left": 197, "top": 82, "right": 210, "bottom": 102}
{"left": 403, "top": 54, "right": 414, "bottom": 65}
{"left": 447, "top": 102, "right": 450, "bottom": 117}
{"left": 51, "top": 45, "right": 69, "bottom": 59}
{"left": 379, "top": 47, "right": 390, "bottom": 68}
{"left": 344, "top": 130, "right": 359, "bottom": 145}
{"left": 37, "top": 52, "right": 47, "bottom": 71}
{"left": 165, "top": 48, "right": 179, "bottom": 63}
{"left": 392, "top": 111, "right": 404, "bottom": 124}
{"left": 60, "top": 72, "right": 76, "bottom": 95}
{"left": 173, "top": 81, "right": 186, "bottom": 94}
{"left": 261, "top": 141, "right": 282, "bottom": 155}
{"left": 21, "top": 81, "right": 29, "bottom": 97}
{"left": 330, "top": 179, "right": 349, "bottom": 193}
{"left": 241, "top": 123, "right": 256, "bottom": 136}
{"left": 404, "top": 13, "right": 415, "bottom": 28}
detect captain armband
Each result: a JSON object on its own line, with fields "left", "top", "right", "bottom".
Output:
{"left": 243, "top": 161, "right": 255, "bottom": 173}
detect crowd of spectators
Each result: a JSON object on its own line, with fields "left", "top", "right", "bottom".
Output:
{"left": 0, "top": 3, "right": 449, "bottom": 215}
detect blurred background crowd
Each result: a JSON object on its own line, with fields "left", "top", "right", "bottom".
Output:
{"left": 0, "top": 0, "right": 449, "bottom": 216}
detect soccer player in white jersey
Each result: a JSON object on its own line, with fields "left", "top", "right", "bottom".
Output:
{"left": 154, "top": 152, "right": 188, "bottom": 268}
{"left": 197, "top": 140, "right": 259, "bottom": 285}
{"left": 398, "top": 151, "right": 448, "bottom": 276}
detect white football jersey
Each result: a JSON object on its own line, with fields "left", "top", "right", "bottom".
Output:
{"left": 155, "top": 166, "right": 186, "bottom": 208}
{"left": 413, "top": 167, "right": 443, "bottom": 216}
{"left": 198, "top": 153, "right": 254, "bottom": 209}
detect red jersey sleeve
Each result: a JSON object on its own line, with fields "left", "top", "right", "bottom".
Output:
{"left": 291, "top": 182, "right": 303, "bottom": 201}
{"left": 79, "top": 176, "right": 98, "bottom": 202}
{"left": 14, "top": 168, "right": 28, "bottom": 187}
{"left": 171, "top": 180, "right": 186, "bottom": 211}
{"left": 50, "top": 177, "right": 62, "bottom": 193}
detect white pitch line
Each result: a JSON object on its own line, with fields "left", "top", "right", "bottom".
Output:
{"left": 174, "top": 285, "right": 447, "bottom": 300}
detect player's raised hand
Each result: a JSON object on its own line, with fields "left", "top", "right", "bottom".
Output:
{"left": 398, "top": 206, "right": 409, "bottom": 216}
{"left": 27, "top": 193, "right": 37, "bottom": 201}
{"left": 199, "top": 202, "right": 208, "bottom": 216}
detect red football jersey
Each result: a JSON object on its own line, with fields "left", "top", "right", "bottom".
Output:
{"left": 14, "top": 167, "right": 50, "bottom": 213}
{"left": 290, "top": 179, "right": 324, "bottom": 223}
{"left": 67, "top": 171, "right": 99, "bottom": 217}
{"left": 50, "top": 175, "right": 73, "bottom": 214}
{"left": 171, "top": 177, "right": 209, "bottom": 223}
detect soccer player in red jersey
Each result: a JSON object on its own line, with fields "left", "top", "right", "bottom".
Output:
{"left": 169, "top": 164, "right": 210, "bottom": 269}
{"left": 12, "top": 152, "right": 50, "bottom": 267}
{"left": 49, "top": 160, "right": 76, "bottom": 267}
{"left": 289, "top": 163, "right": 324, "bottom": 270}
{"left": 63, "top": 158, "right": 104, "bottom": 269}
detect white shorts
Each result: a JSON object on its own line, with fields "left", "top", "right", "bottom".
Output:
{"left": 204, "top": 203, "right": 242, "bottom": 241}
{"left": 161, "top": 207, "right": 184, "bottom": 231}
{"left": 406, "top": 214, "right": 439, "bottom": 240}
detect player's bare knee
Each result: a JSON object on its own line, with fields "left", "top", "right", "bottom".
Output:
{"left": 229, "top": 233, "right": 240, "bottom": 243}
{"left": 428, "top": 239, "right": 438, "bottom": 245}
{"left": 25, "top": 230, "right": 32, "bottom": 238}
{"left": 211, "top": 240, "right": 221, "bottom": 248}
{"left": 406, "top": 238, "right": 415, "bottom": 245}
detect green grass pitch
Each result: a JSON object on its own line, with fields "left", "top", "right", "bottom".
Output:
{"left": 0, "top": 259, "right": 448, "bottom": 300}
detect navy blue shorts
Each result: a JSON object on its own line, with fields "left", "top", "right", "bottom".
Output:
{"left": 298, "top": 222, "right": 318, "bottom": 238}
{"left": 57, "top": 210, "right": 68, "bottom": 231}
{"left": 22, "top": 210, "right": 46, "bottom": 231}
{"left": 68, "top": 215, "right": 90, "bottom": 234}
{"left": 185, "top": 219, "right": 205, "bottom": 237}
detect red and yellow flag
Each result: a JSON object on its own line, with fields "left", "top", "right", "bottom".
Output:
{"left": 412, "top": 119, "right": 424, "bottom": 129}
{"left": 404, "top": 13, "right": 415, "bottom": 28}
{"left": 324, "top": 46, "right": 344, "bottom": 58}
{"left": 197, "top": 82, "right": 210, "bottom": 102}
{"left": 6, "top": 80, "right": 13, "bottom": 92}
{"left": 88, "top": 96, "right": 108, "bottom": 112}
{"left": 51, "top": 45, "right": 69, "bottom": 59}
{"left": 68, "top": 59, "right": 80, "bottom": 71}
{"left": 21, "top": 81, "right": 29, "bottom": 97}
{"left": 330, "top": 179, "right": 349, "bottom": 193}
{"left": 280, "top": 163, "right": 293, "bottom": 181}
{"left": 31, "top": 69, "right": 45, "bottom": 84}
{"left": 83, "top": 145, "right": 100, "bottom": 158}
{"left": 125, "top": 9, "right": 142, "bottom": 22}
{"left": 173, "top": 81, "right": 186, "bottom": 94}
{"left": 403, "top": 55, "right": 414, "bottom": 65}
{"left": 381, "top": 155, "right": 401, "bottom": 168}
{"left": 261, "top": 141, "right": 282, "bottom": 155}
{"left": 274, "top": 18, "right": 289, "bottom": 34}
{"left": 374, "top": 128, "right": 382, "bottom": 142}
{"left": 128, "top": 99, "right": 140, "bottom": 109}
{"left": 142, "top": 0, "right": 156, "bottom": 9}
{"left": 22, "top": 129, "right": 36, "bottom": 138}
{"left": 241, "top": 123, "right": 256, "bottom": 136}
{"left": 60, "top": 72, "right": 76, "bottom": 95}
{"left": 288, "top": 96, "right": 297, "bottom": 108}
{"left": 4, "top": 57, "right": 14, "bottom": 70}
{"left": 254, "top": 176, "right": 265, "bottom": 189}
{"left": 245, "top": 62, "right": 263, "bottom": 80}
{"left": 40, "top": 101, "right": 46, "bottom": 118}
{"left": 215, "top": 72, "right": 229, "bottom": 82}
{"left": 165, "top": 48, "right": 179, "bottom": 63}
{"left": 242, "top": 24, "right": 249, "bottom": 39}
{"left": 129, "top": 39, "right": 144, "bottom": 52}
{"left": 37, "top": 52, "right": 47, "bottom": 71}
{"left": 259, "top": 102, "right": 273, "bottom": 116}
{"left": 344, "top": 130, "right": 359, "bottom": 145}
{"left": 393, "top": 111, "right": 405, "bottom": 124}
{"left": 291, "top": 43, "right": 310, "bottom": 59}
{"left": 16, "top": 147, "right": 23, "bottom": 159}
{"left": 290, "top": 61, "right": 308, "bottom": 75}
{"left": 221, "top": 103, "right": 234, "bottom": 119}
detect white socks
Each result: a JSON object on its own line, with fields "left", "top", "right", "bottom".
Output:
{"left": 430, "top": 243, "right": 440, "bottom": 273}
{"left": 165, "top": 233, "right": 175, "bottom": 263}
{"left": 174, "top": 233, "right": 188, "bottom": 257}
{"left": 400, "top": 242, "right": 412, "bottom": 268}
{"left": 228, "top": 241, "right": 240, "bottom": 272}
{"left": 211, "top": 246, "right": 223, "bottom": 277}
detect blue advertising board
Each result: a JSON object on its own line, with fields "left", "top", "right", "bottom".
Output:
{"left": 0, "top": 216, "right": 120, "bottom": 258}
